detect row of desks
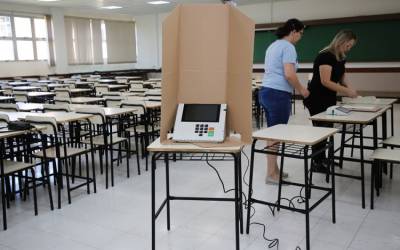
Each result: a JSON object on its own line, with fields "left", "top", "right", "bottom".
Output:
{"left": 148, "top": 97, "right": 397, "bottom": 250}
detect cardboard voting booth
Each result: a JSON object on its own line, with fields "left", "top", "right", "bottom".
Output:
{"left": 160, "top": 4, "right": 255, "bottom": 145}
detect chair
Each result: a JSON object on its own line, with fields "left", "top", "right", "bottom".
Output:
{"left": 43, "top": 104, "right": 71, "bottom": 113}
{"left": 0, "top": 104, "right": 19, "bottom": 112}
{"left": 0, "top": 116, "right": 53, "bottom": 230}
{"left": 369, "top": 148, "right": 400, "bottom": 209}
{"left": 75, "top": 107, "right": 130, "bottom": 188}
{"left": 13, "top": 92, "right": 28, "bottom": 103}
{"left": 54, "top": 88, "right": 71, "bottom": 99}
{"left": 2, "top": 87, "right": 13, "bottom": 96}
{"left": 94, "top": 84, "right": 109, "bottom": 97}
{"left": 121, "top": 99, "right": 160, "bottom": 173}
{"left": 382, "top": 136, "right": 400, "bottom": 179}
{"left": 103, "top": 93, "right": 123, "bottom": 107}
{"left": 54, "top": 97, "right": 71, "bottom": 105}
{"left": 25, "top": 115, "right": 95, "bottom": 209}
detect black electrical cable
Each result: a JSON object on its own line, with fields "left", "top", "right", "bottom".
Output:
{"left": 205, "top": 148, "right": 279, "bottom": 249}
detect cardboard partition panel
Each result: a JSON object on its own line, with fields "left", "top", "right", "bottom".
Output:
{"left": 160, "top": 4, "right": 255, "bottom": 145}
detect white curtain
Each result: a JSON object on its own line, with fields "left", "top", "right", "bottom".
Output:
{"left": 65, "top": 16, "right": 103, "bottom": 65}
{"left": 91, "top": 19, "right": 103, "bottom": 64}
{"left": 104, "top": 20, "right": 136, "bottom": 64}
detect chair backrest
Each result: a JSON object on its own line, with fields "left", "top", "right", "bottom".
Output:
{"left": 54, "top": 96, "right": 71, "bottom": 105}
{"left": 102, "top": 92, "right": 121, "bottom": 97}
{"left": 25, "top": 115, "right": 58, "bottom": 135}
{"left": 43, "top": 104, "right": 71, "bottom": 113}
{"left": 13, "top": 92, "right": 28, "bottom": 102}
{"left": 0, "top": 113, "right": 10, "bottom": 126}
{"left": 3, "top": 87, "right": 13, "bottom": 96}
{"left": 55, "top": 88, "right": 71, "bottom": 98}
{"left": 0, "top": 103, "right": 19, "bottom": 112}
{"left": 105, "top": 96, "right": 123, "bottom": 107}
{"left": 145, "top": 89, "right": 161, "bottom": 96}
{"left": 94, "top": 84, "right": 109, "bottom": 96}
{"left": 121, "top": 100, "right": 146, "bottom": 116}
{"left": 75, "top": 107, "right": 106, "bottom": 125}
{"left": 116, "top": 78, "right": 128, "bottom": 84}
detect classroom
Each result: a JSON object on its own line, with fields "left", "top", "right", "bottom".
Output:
{"left": 0, "top": 0, "right": 399, "bottom": 249}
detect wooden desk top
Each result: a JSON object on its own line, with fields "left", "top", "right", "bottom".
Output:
{"left": 310, "top": 106, "right": 390, "bottom": 124}
{"left": 0, "top": 96, "right": 15, "bottom": 101}
{"left": 70, "top": 97, "right": 104, "bottom": 104}
{"left": 103, "top": 107, "right": 137, "bottom": 117}
{"left": 37, "top": 80, "right": 54, "bottom": 84}
{"left": 252, "top": 124, "right": 338, "bottom": 146}
{"left": 0, "top": 111, "right": 93, "bottom": 123}
{"left": 13, "top": 86, "right": 41, "bottom": 91}
{"left": 342, "top": 97, "right": 397, "bottom": 106}
{"left": 17, "top": 103, "right": 43, "bottom": 111}
{"left": 129, "top": 88, "right": 147, "bottom": 92}
{"left": 0, "top": 126, "right": 45, "bottom": 139}
{"left": 370, "top": 148, "right": 400, "bottom": 163}
{"left": 69, "top": 104, "right": 102, "bottom": 110}
{"left": 115, "top": 76, "right": 141, "bottom": 80}
{"left": 8, "top": 82, "right": 30, "bottom": 87}
{"left": 147, "top": 138, "right": 242, "bottom": 153}
{"left": 144, "top": 101, "right": 161, "bottom": 109}
{"left": 97, "top": 79, "right": 117, "bottom": 84}
{"left": 69, "top": 88, "right": 92, "bottom": 93}
{"left": 47, "top": 84, "right": 67, "bottom": 88}
{"left": 27, "top": 92, "right": 55, "bottom": 97}
{"left": 107, "top": 85, "right": 130, "bottom": 89}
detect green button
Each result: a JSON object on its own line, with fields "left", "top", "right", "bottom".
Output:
{"left": 208, "top": 132, "right": 214, "bottom": 137}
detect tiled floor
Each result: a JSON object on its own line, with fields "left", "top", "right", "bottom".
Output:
{"left": 1, "top": 101, "right": 400, "bottom": 250}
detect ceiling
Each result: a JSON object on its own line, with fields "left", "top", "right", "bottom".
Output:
{"left": 0, "top": 0, "right": 274, "bottom": 15}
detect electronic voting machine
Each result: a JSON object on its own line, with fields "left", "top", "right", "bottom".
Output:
{"left": 172, "top": 104, "right": 227, "bottom": 142}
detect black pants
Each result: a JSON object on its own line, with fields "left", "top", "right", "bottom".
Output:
{"left": 311, "top": 121, "right": 333, "bottom": 162}
{"left": 304, "top": 96, "right": 335, "bottom": 163}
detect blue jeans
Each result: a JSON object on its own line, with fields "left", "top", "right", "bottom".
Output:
{"left": 259, "top": 87, "right": 292, "bottom": 127}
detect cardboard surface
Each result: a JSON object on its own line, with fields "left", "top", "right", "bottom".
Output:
{"left": 161, "top": 4, "right": 255, "bottom": 146}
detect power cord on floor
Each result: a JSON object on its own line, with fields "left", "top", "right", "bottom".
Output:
{"left": 205, "top": 148, "right": 279, "bottom": 249}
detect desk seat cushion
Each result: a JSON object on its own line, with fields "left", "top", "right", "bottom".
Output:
{"left": 382, "top": 136, "right": 400, "bottom": 147}
{"left": 370, "top": 148, "right": 400, "bottom": 163}
{"left": 34, "top": 146, "right": 91, "bottom": 159}
{"left": 82, "top": 135, "right": 127, "bottom": 145}
{"left": 1, "top": 160, "right": 39, "bottom": 175}
{"left": 126, "top": 125, "right": 160, "bottom": 134}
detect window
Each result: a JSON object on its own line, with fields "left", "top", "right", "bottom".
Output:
{"left": 0, "top": 14, "right": 50, "bottom": 61}
{"left": 64, "top": 16, "right": 136, "bottom": 65}
{"left": 0, "top": 16, "right": 12, "bottom": 37}
{"left": 0, "top": 16, "right": 14, "bottom": 61}
{"left": 17, "top": 40, "right": 34, "bottom": 60}
{"left": 0, "top": 40, "right": 14, "bottom": 61}
{"left": 34, "top": 18, "right": 47, "bottom": 38}
{"left": 14, "top": 17, "right": 32, "bottom": 38}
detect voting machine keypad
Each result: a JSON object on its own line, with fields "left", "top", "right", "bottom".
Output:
{"left": 195, "top": 124, "right": 215, "bottom": 137}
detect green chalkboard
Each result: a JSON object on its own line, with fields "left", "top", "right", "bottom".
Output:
{"left": 254, "top": 19, "right": 400, "bottom": 63}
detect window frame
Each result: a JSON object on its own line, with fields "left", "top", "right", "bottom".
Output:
{"left": 0, "top": 13, "right": 49, "bottom": 62}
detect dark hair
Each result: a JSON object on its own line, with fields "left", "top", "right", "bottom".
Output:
{"left": 275, "top": 18, "right": 304, "bottom": 39}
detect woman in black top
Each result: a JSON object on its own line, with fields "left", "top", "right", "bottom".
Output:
{"left": 304, "top": 30, "right": 358, "bottom": 172}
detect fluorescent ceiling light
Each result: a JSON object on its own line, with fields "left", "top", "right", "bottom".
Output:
{"left": 101, "top": 6, "right": 123, "bottom": 9}
{"left": 147, "top": 1, "right": 170, "bottom": 5}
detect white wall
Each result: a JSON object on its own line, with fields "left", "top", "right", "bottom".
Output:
{"left": 0, "top": 2, "right": 140, "bottom": 77}
{"left": 135, "top": 0, "right": 400, "bottom": 70}
{"left": 1, "top": 0, "right": 400, "bottom": 77}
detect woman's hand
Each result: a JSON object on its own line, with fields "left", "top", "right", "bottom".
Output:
{"left": 346, "top": 87, "right": 358, "bottom": 98}
{"left": 300, "top": 87, "right": 310, "bottom": 98}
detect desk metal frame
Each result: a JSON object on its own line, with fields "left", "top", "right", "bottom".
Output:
{"left": 151, "top": 151, "right": 243, "bottom": 250}
{"left": 246, "top": 137, "right": 336, "bottom": 250}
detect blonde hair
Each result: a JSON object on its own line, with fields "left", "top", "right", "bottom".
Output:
{"left": 321, "top": 30, "right": 357, "bottom": 61}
